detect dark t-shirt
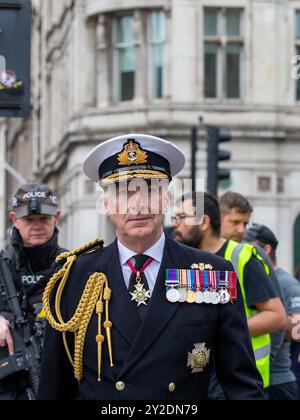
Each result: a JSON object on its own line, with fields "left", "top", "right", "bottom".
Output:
{"left": 269, "top": 268, "right": 300, "bottom": 386}
{"left": 216, "top": 241, "right": 277, "bottom": 309}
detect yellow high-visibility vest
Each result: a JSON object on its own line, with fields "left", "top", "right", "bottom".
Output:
{"left": 224, "top": 240, "right": 271, "bottom": 389}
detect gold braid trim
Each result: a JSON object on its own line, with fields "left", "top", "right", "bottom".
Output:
{"left": 42, "top": 239, "right": 113, "bottom": 382}
{"left": 101, "top": 169, "right": 169, "bottom": 185}
{"left": 105, "top": 169, "right": 169, "bottom": 179}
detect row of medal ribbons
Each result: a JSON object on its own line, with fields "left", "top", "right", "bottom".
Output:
{"left": 165, "top": 269, "right": 237, "bottom": 305}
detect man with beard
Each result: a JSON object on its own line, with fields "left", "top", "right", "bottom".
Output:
{"left": 0, "top": 181, "right": 66, "bottom": 399}
{"left": 173, "top": 192, "right": 286, "bottom": 396}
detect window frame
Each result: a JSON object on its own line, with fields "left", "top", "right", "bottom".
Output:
{"left": 295, "top": 10, "right": 300, "bottom": 102}
{"left": 148, "top": 10, "right": 166, "bottom": 100}
{"left": 113, "top": 14, "right": 136, "bottom": 103}
{"left": 203, "top": 7, "right": 244, "bottom": 102}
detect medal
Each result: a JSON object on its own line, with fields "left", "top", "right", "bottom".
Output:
{"left": 187, "top": 343, "right": 211, "bottom": 373}
{"left": 127, "top": 257, "right": 154, "bottom": 307}
{"left": 130, "top": 282, "right": 151, "bottom": 306}
{"left": 209, "top": 272, "right": 220, "bottom": 305}
{"left": 179, "top": 288, "right": 187, "bottom": 303}
{"left": 187, "top": 290, "right": 196, "bottom": 304}
{"left": 219, "top": 289, "right": 230, "bottom": 304}
{"left": 210, "top": 291, "right": 221, "bottom": 305}
{"left": 166, "top": 288, "right": 180, "bottom": 303}
{"left": 203, "top": 271, "right": 211, "bottom": 304}
{"left": 194, "top": 271, "right": 204, "bottom": 304}
{"left": 186, "top": 270, "right": 196, "bottom": 303}
{"left": 218, "top": 271, "right": 230, "bottom": 305}
{"left": 195, "top": 291, "right": 204, "bottom": 304}
{"left": 178, "top": 269, "right": 188, "bottom": 302}
{"left": 203, "top": 291, "right": 211, "bottom": 304}
{"left": 166, "top": 269, "right": 237, "bottom": 305}
{"left": 166, "top": 269, "right": 180, "bottom": 303}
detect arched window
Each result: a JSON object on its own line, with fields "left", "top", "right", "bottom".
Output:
{"left": 294, "top": 214, "right": 300, "bottom": 273}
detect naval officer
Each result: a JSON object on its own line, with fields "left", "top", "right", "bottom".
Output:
{"left": 38, "top": 134, "right": 264, "bottom": 400}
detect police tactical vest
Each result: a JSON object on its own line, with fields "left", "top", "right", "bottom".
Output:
{"left": 0, "top": 239, "right": 66, "bottom": 318}
{"left": 224, "top": 240, "right": 271, "bottom": 389}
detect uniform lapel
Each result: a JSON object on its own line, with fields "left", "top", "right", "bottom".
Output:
{"left": 94, "top": 240, "right": 140, "bottom": 346}
{"left": 118, "top": 236, "right": 183, "bottom": 378}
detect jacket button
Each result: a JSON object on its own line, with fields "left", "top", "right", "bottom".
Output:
{"left": 169, "top": 383, "right": 176, "bottom": 392}
{"left": 116, "top": 381, "right": 126, "bottom": 391}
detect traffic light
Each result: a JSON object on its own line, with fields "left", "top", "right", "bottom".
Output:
{"left": 190, "top": 126, "right": 198, "bottom": 192}
{"left": 0, "top": 0, "right": 31, "bottom": 117}
{"left": 206, "top": 125, "right": 232, "bottom": 197}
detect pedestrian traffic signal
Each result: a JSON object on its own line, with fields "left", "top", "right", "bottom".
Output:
{"left": 0, "top": 0, "right": 31, "bottom": 117}
{"left": 206, "top": 125, "right": 232, "bottom": 196}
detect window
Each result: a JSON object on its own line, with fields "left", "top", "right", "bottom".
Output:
{"left": 296, "top": 11, "right": 300, "bottom": 101}
{"left": 109, "top": 11, "right": 166, "bottom": 103}
{"left": 204, "top": 8, "right": 243, "bottom": 100}
{"left": 114, "top": 16, "right": 135, "bottom": 101}
{"left": 296, "top": 11, "right": 300, "bottom": 39}
{"left": 226, "top": 44, "right": 241, "bottom": 98}
{"left": 149, "top": 11, "right": 166, "bottom": 99}
{"left": 205, "top": 8, "right": 218, "bottom": 36}
{"left": 277, "top": 177, "right": 284, "bottom": 194}
{"left": 204, "top": 43, "right": 219, "bottom": 98}
{"left": 226, "top": 9, "right": 241, "bottom": 37}
{"left": 258, "top": 176, "right": 271, "bottom": 193}
{"left": 297, "top": 47, "right": 300, "bottom": 101}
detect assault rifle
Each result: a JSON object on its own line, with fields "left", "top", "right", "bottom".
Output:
{"left": 0, "top": 257, "right": 42, "bottom": 400}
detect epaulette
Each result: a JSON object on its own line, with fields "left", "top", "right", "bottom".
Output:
{"left": 55, "top": 238, "right": 104, "bottom": 265}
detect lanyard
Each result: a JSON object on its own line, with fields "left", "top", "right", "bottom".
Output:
{"left": 127, "top": 257, "right": 154, "bottom": 282}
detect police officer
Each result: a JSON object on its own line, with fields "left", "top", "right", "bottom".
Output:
{"left": 0, "top": 181, "right": 66, "bottom": 399}
{"left": 38, "top": 134, "right": 264, "bottom": 400}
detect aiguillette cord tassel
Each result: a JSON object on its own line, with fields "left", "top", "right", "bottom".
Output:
{"left": 96, "top": 279, "right": 114, "bottom": 382}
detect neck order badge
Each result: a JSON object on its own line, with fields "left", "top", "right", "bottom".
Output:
{"left": 127, "top": 257, "right": 154, "bottom": 307}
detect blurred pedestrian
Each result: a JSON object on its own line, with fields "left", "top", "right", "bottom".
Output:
{"left": 245, "top": 223, "right": 300, "bottom": 400}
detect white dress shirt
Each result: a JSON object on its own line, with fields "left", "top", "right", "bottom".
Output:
{"left": 117, "top": 233, "right": 166, "bottom": 296}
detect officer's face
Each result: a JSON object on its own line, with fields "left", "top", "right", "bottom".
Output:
{"left": 10, "top": 211, "right": 60, "bottom": 247}
{"left": 105, "top": 181, "right": 169, "bottom": 242}
{"left": 172, "top": 199, "right": 203, "bottom": 248}
{"left": 221, "top": 209, "right": 251, "bottom": 243}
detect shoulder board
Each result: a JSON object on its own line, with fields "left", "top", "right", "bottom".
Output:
{"left": 56, "top": 238, "right": 104, "bottom": 265}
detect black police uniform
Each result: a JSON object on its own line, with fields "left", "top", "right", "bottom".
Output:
{"left": 38, "top": 235, "right": 265, "bottom": 400}
{"left": 0, "top": 227, "right": 66, "bottom": 400}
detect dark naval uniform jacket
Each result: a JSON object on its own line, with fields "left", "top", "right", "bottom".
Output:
{"left": 38, "top": 236, "right": 264, "bottom": 400}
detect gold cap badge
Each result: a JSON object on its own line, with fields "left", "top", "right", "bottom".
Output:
{"left": 117, "top": 140, "right": 148, "bottom": 166}
{"left": 187, "top": 343, "right": 210, "bottom": 373}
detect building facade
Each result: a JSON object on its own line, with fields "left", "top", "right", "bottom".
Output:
{"left": 1, "top": 0, "right": 300, "bottom": 272}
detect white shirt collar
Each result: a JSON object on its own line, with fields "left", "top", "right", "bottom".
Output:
{"left": 118, "top": 233, "right": 166, "bottom": 266}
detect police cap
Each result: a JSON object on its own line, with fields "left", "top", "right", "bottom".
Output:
{"left": 12, "top": 181, "right": 58, "bottom": 219}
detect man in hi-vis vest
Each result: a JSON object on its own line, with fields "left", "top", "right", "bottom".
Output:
{"left": 173, "top": 192, "right": 286, "bottom": 396}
